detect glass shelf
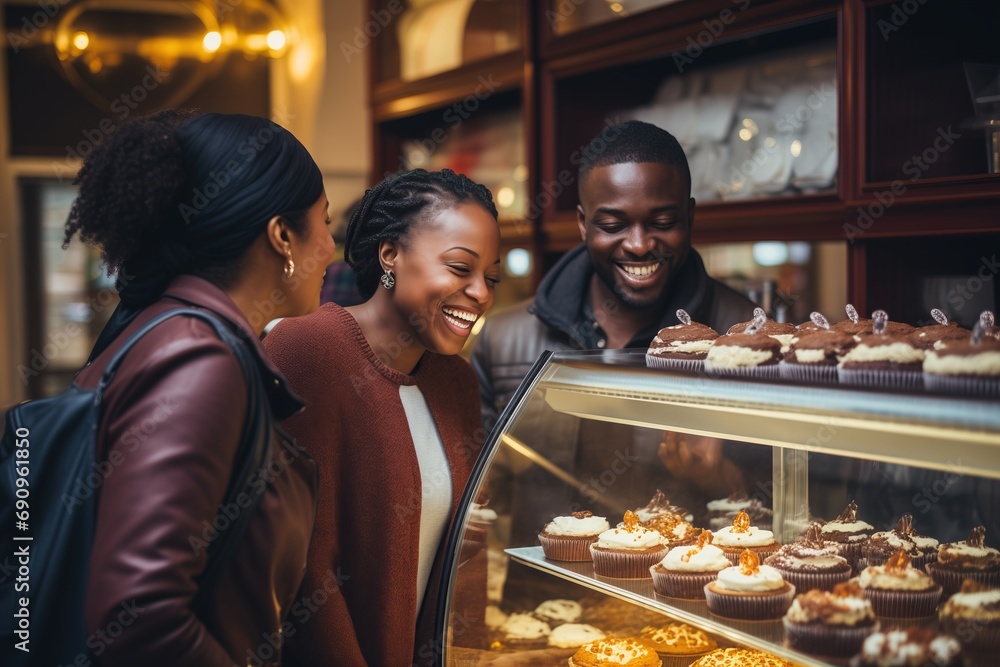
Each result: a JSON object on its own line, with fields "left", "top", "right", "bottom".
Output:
{"left": 507, "top": 546, "right": 845, "bottom": 667}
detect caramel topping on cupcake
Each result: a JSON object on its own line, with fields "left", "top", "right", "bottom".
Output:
{"left": 731, "top": 510, "right": 751, "bottom": 533}
{"left": 894, "top": 513, "right": 915, "bottom": 536}
{"left": 572, "top": 510, "right": 594, "bottom": 519}
{"left": 739, "top": 549, "right": 761, "bottom": 575}
{"left": 681, "top": 530, "right": 714, "bottom": 563}
{"left": 833, "top": 580, "right": 864, "bottom": 598}
{"left": 622, "top": 510, "right": 639, "bottom": 532}
{"left": 885, "top": 549, "right": 911, "bottom": 573}
{"left": 836, "top": 501, "right": 859, "bottom": 523}
{"left": 968, "top": 525, "right": 987, "bottom": 547}
{"left": 961, "top": 578, "right": 992, "bottom": 594}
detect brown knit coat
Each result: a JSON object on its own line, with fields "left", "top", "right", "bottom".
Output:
{"left": 263, "top": 304, "right": 485, "bottom": 666}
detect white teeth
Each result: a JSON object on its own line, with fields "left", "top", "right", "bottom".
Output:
{"left": 621, "top": 263, "right": 660, "bottom": 277}
{"left": 443, "top": 313, "right": 472, "bottom": 329}
{"left": 443, "top": 307, "right": 477, "bottom": 322}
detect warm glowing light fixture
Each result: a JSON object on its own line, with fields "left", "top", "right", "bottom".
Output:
{"left": 72, "top": 31, "right": 89, "bottom": 50}
{"left": 266, "top": 29, "right": 286, "bottom": 52}
{"left": 203, "top": 31, "right": 222, "bottom": 53}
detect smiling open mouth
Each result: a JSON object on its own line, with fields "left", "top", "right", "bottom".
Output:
{"left": 442, "top": 306, "right": 479, "bottom": 330}
{"left": 617, "top": 260, "right": 665, "bottom": 279}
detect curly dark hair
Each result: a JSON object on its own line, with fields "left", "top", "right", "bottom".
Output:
{"left": 64, "top": 110, "right": 323, "bottom": 307}
{"left": 344, "top": 168, "right": 498, "bottom": 299}
{"left": 64, "top": 109, "right": 194, "bottom": 274}
{"left": 578, "top": 120, "right": 691, "bottom": 195}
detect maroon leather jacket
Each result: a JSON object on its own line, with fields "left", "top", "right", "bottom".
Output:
{"left": 75, "top": 276, "right": 317, "bottom": 667}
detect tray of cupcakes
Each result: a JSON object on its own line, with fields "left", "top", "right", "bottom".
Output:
{"left": 503, "top": 492, "right": 1000, "bottom": 667}
{"left": 645, "top": 306, "right": 1000, "bottom": 398}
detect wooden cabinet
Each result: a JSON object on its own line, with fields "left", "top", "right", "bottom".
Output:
{"left": 367, "top": 0, "right": 1000, "bottom": 317}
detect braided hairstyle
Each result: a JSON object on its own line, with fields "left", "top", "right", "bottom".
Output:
{"left": 344, "top": 168, "right": 498, "bottom": 299}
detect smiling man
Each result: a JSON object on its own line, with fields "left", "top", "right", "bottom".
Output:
{"left": 472, "top": 120, "right": 753, "bottom": 429}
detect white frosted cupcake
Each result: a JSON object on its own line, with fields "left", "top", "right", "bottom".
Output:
{"left": 837, "top": 310, "right": 924, "bottom": 389}
{"left": 704, "top": 549, "right": 796, "bottom": 620}
{"left": 924, "top": 336, "right": 1000, "bottom": 397}
{"left": 713, "top": 510, "right": 781, "bottom": 565}
{"left": 538, "top": 510, "right": 610, "bottom": 562}
{"left": 783, "top": 581, "right": 878, "bottom": 657}
{"left": 821, "top": 501, "right": 875, "bottom": 572}
{"left": 646, "top": 309, "right": 719, "bottom": 372}
{"left": 650, "top": 530, "right": 731, "bottom": 599}
{"left": 926, "top": 526, "right": 1000, "bottom": 596}
{"left": 590, "top": 510, "right": 668, "bottom": 579}
{"left": 938, "top": 579, "right": 1000, "bottom": 653}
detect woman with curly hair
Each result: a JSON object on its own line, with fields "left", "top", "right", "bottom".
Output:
{"left": 263, "top": 168, "right": 501, "bottom": 666}
{"left": 68, "top": 110, "right": 335, "bottom": 666}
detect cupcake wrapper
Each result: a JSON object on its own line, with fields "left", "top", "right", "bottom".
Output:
{"left": 704, "top": 361, "right": 781, "bottom": 380}
{"left": 779, "top": 360, "right": 839, "bottom": 384}
{"left": 941, "top": 616, "right": 1000, "bottom": 653}
{"left": 538, "top": 534, "right": 598, "bottom": 562}
{"left": 650, "top": 567, "right": 720, "bottom": 599}
{"left": 925, "top": 562, "right": 1000, "bottom": 597}
{"left": 776, "top": 568, "right": 852, "bottom": 593}
{"left": 660, "top": 653, "right": 713, "bottom": 667}
{"left": 925, "top": 373, "right": 1000, "bottom": 397}
{"left": 590, "top": 544, "right": 667, "bottom": 579}
{"left": 703, "top": 583, "right": 796, "bottom": 620}
{"left": 834, "top": 542, "right": 865, "bottom": 574}
{"left": 782, "top": 618, "right": 878, "bottom": 657}
{"left": 837, "top": 367, "right": 924, "bottom": 390}
{"left": 645, "top": 354, "right": 705, "bottom": 373}
{"left": 863, "top": 585, "right": 941, "bottom": 618}
{"left": 721, "top": 545, "right": 781, "bottom": 566}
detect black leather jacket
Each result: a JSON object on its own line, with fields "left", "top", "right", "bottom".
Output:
{"left": 471, "top": 244, "right": 755, "bottom": 431}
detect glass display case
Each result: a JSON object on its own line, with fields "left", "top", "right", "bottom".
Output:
{"left": 437, "top": 350, "right": 1000, "bottom": 666}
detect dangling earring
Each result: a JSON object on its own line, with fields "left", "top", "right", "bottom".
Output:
{"left": 284, "top": 255, "right": 295, "bottom": 279}
{"left": 380, "top": 268, "right": 395, "bottom": 290}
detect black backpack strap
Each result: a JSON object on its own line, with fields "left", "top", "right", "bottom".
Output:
{"left": 96, "top": 308, "right": 272, "bottom": 611}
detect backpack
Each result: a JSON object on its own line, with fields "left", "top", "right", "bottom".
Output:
{"left": 0, "top": 308, "right": 273, "bottom": 666}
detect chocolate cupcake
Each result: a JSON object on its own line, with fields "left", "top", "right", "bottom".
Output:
{"left": 858, "top": 550, "right": 942, "bottom": 618}
{"left": 938, "top": 579, "right": 1000, "bottom": 654}
{"left": 838, "top": 311, "right": 924, "bottom": 389}
{"left": 713, "top": 510, "right": 781, "bottom": 565}
{"left": 781, "top": 323, "right": 857, "bottom": 384}
{"left": 821, "top": 501, "right": 875, "bottom": 572}
{"left": 634, "top": 489, "right": 693, "bottom": 524}
{"left": 924, "top": 323, "right": 1000, "bottom": 397}
{"left": 862, "top": 514, "right": 938, "bottom": 570}
{"left": 538, "top": 510, "right": 610, "bottom": 562}
{"left": 727, "top": 307, "right": 798, "bottom": 354}
{"left": 646, "top": 309, "right": 720, "bottom": 372}
{"left": 706, "top": 312, "right": 782, "bottom": 379}
{"left": 783, "top": 581, "right": 878, "bottom": 657}
{"left": 650, "top": 530, "right": 730, "bottom": 599}
{"left": 765, "top": 524, "right": 852, "bottom": 592}
{"left": 910, "top": 308, "right": 971, "bottom": 350}
{"left": 926, "top": 526, "right": 1000, "bottom": 596}
{"left": 590, "top": 511, "right": 668, "bottom": 579}
{"left": 704, "top": 549, "right": 796, "bottom": 620}
{"left": 850, "top": 628, "right": 962, "bottom": 667}
{"left": 831, "top": 303, "right": 915, "bottom": 337}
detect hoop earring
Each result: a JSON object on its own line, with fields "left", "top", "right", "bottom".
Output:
{"left": 284, "top": 256, "right": 295, "bottom": 279}
{"left": 380, "top": 268, "right": 395, "bottom": 290}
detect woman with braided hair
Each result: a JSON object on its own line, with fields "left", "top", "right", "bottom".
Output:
{"left": 263, "top": 168, "right": 501, "bottom": 665}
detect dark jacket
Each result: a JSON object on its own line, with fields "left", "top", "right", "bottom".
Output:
{"left": 471, "top": 244, "right": 754, "bottom": 430}
{"left": 75, "top": 276, "right": 317, "bottom": 667}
